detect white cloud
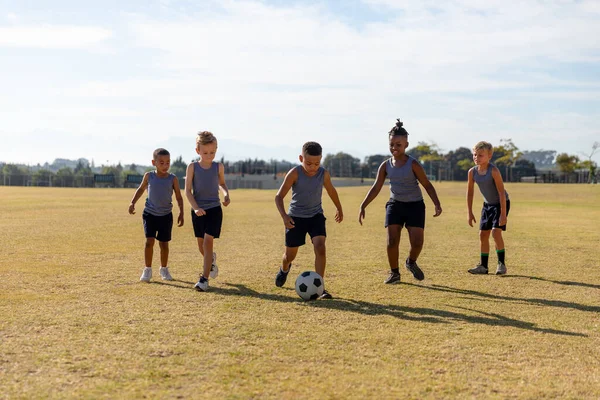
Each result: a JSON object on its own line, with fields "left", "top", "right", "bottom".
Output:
{"left": 0, "top": 25, "right": 112, "bottom": 48}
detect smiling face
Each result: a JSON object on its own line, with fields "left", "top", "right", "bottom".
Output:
{"left": 196, "top": 141, "right": 218, "bottom": 163}
{"left": 389, "top": 135, "right": 409, "bottom": 159}
{"left": 152, "top": 154, "right": 171, "bottom": 175}
{"left": 299, "top": 153, "right": 322, "bottom": 176}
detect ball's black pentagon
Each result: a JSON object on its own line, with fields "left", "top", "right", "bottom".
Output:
{"left": 309, "top": 293, "right": 319, "bottom": 300}
{"left": 313, "top": 278, "right": 322, "bottom": 287}
{"left": 299, "top": 283, "right": 308, "bottom": 292}
{"left": 301, "top": 271, "right": 311, "bottom": 278}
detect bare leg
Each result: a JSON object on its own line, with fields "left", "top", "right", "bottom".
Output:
{"left": 282, "top": 246, "right": 299, "bottom": 272}
{"left": 158, "top": 241, "right": 169, "bottom": 267}
{"left": 144, "top": 238, "right": 155, "bottom": 267}
{"left": 479, "top": 230, "right": 491, "bottom": 254}
{"left": 406, "top": 226, "right": 424, "bottom": 261}
{"left": 201, "top": 234, "right": 214, "bottom": 279}
{"left": 312, "top": 236, "right": 326, "bottom": 278}
{"left": 386, "top": 225, "right": 402, "bottom": 270}
{"left": 491, "top": 228, "right": 505, "bottom": 251}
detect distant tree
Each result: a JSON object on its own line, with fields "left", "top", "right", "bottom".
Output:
{"left": 445, "top": 147, "right": 473, "bottom": 181}
{"left": 555, "top": 153, "right": 579, "bottom": 173}
{"left": 1, "top": 164, "right": 30, "bottom": 186}
{"left": 170, "top": 156, "right": 187, "bottom": 180}
{"left": 363, "top": 154, "right": 388, "bottom": 179}
{"left": 579, "top": 142, "right": 599, "bottom": 183}
{"left": 493, "top": 138, "right": 522, "bottom": 182}
{"left": 407, "top": 141, "right": 444, "bottom": 179}
{"left": 32, "top": 169, "right": 54, "bottom": 187}
{"left": 323, "top": 152, "right": 360, "bottom": 177}
{"left": 54, "top": 167, "right": 74, "bottom": 187}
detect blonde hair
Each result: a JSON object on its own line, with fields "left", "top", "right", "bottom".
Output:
{"left": 196, "top": 131, "right": 217, "bottom": 147}
{"left": 473, "top": 141, "right": 493, "bottom": 154}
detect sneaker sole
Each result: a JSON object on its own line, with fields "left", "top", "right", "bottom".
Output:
{"left": 468, "top": 270, "right": 488, "bottom": 275}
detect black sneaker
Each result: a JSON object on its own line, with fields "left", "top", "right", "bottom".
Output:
{"left": 405, "top": 258, "right": 425, "bottom": 281}
{"left": 384, "top": 272, "right": 400, "bottom": 284}
{"left": 275, "top": 264, "right": 291, "bottom": 287}
{"left": 319, "top": 290, "right": 333, "bottom": 299}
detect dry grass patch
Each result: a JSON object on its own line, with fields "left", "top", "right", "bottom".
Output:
{"left": 1, "top": 183, "right": 599, "bottom": 399}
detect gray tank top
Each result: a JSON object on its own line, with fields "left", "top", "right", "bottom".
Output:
{"left": 289, "top": 166, "right": 324, "bottom": 218}
{"left": 386, "top": 156, "right": 423, "bottom": 202}
{"left": 144, "top": 172, "right": 175, "bottom": 216}
{"left": 192, "top": 162, "right": 221, "bottom": 210}
{"left": 472, "top": 164, "right": 509, "bottom": 204}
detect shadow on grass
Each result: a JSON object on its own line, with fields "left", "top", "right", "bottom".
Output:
{"left": 211, "top": 283, "right": 585, "bottom": 337}
{"left": 502, "top": 275, "right": 600, "bottom": 290}
{"left": 414, "top": 283, "right": 600, "bottom": 314}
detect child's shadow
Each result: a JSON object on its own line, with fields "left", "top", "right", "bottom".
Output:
{"left": 210, "top": 283, "right": 585, "bottom": 337}
{"left": 502, "top": 274, "right": 600, "bottom": 290}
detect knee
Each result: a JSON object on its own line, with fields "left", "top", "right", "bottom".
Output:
{"left": 491, "top": 229, "right": 503, "bottom": 240}
{"left": 314, "top": 242, "right": 326, "bottom": 256}
{"left": 387, "top": 235, "right": 400, "bottom": 249}
{"left": 479, "top": 230, "right": 491, "bottom": 240}
{"left": 145, "top": 239, "right": 155, "bottom": 248}
{"left": 159, "top": 241, "right": 169, "bottom": 250}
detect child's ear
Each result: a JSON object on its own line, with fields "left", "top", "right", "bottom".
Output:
{"left": 151, "top": 159, "right": 157, "bottom": 166}
{"left": 298, "top": 155, "right": 304, "bottom": 163}
{"left": 195, "top": 148, "right": 201, "bottom": 155}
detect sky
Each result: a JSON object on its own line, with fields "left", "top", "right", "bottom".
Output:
{"left": 1, "top": 0, "right": 599, "bottom": 166}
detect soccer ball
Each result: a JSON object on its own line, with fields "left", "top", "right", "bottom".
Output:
{"left": 295, "top": 271, "right": 324, "bottom": 301}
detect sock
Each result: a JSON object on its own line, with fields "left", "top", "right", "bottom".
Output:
{"left": 391, "top": 268, "right": 399, "bottom": 274}
{"left": 481, "top": 253, "right": 489, "bottom": 269}
{"left": 497, "top": 249, "right": 505, "bottom": 264}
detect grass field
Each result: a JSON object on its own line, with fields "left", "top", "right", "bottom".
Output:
{"left": 1, "top": 183, "right": 599, "bottom": 399}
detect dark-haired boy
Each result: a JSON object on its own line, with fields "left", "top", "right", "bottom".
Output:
{"left": 129, "top": 148, "right": 184, "bottom": 282}
{"left": 274, "top": 141, "right": 344, "bottom": 299}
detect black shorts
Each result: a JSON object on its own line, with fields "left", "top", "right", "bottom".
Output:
{"left": 191, "top": 206, "right": 223, "bottom": 238}
{"left": 285, "top": 213, "right": 327, "bottom": 248}
{"left": 480, "top": 200, "right": 511, "bottom": 231}
{"left": 385, "top": 199, "right": 426, "bottom": 229}
{"left": 143, "top": 211, "right": 173, "bottom": 242}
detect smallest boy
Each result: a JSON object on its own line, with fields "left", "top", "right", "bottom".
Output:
{"left": 129, "top": 148, "right": 184, "bottom": 282}
{"left": 466, "top": 141, "right": 510, "bottom": 275}
{"left": 274, "top": 141, "right": 343, "bottom": 299}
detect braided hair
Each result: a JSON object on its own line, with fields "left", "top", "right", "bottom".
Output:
{"left": 389, "top": 119, "right": 409, "bottom": 138}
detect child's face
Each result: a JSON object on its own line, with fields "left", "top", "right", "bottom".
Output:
{"left": 473, "top": 148, "right": 492, "bottom": 165}
{"left": 196, "top": 142, "right": 218, "bottom": 162}
{"left": 299, "top": 153, "right": 322, "bottom": 176}
{"left": 389, "top": 135, "right": 409, "bottom": 158}
{"left": 152, "top": 155, "right": 171, "bottom": 174}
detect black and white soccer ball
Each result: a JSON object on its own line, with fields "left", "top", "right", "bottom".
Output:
{"left": 295, "top": 271, "right": 324, "bottom": 301}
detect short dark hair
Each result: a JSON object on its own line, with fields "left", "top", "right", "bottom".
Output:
{"left": 302, "top": 141, "right": 322, "bottom": 156}
{"left": 389, "top": 119, "right": 409, "bottom": 138}
{"left": 153, "top": 148, "right": 170, "bottom": 160}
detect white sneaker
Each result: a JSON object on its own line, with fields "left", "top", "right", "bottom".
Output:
{"left": 210, "top": 252, "right": 218, "bottom": 279}
{"left": 160, "top": 267, "right": 173, "bottom": 281}
{"left": 140, "top": 267, "right": 152, "bottom": 282}
{"left": 194, "top": 277, "right": 209, "bottom": 292}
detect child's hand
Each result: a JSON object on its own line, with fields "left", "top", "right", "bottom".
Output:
{"left": 499, "top": 214, "right": 507, "bottom": 227}
{"left": 195, "top": 208, "right": 206, "bottom": 216}
{"left": 433, "top": 204, "right": 442, "bottom": 217}
{"left": 128, "top": 204, "right": 135, "bottom": 214}
{"left": 177, "top": 213, "right": 184, "bottom": 227}
{"left": 282, "top": 214, "right": 295, "bottom": 229}
{"left": 358, "top": 207, "right": 366, "bottom": 225}
{"left": 222, "top": 195, "right": 230, "bottom": 207}
{"left": 335, "top": 209, "right": 343, "bottom": 223}
{"left": 468, "top": 212, "right": 476, "bottom": 227}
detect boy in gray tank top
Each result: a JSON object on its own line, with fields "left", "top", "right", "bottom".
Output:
{"left": 128, "top": 148, "right": 184, "bottom": 282}
{"left": 274, "top": 141, "right": 344, "bottom": 299}
{"left": 359, "top": 120, "right": 442, "bottom": 285}
{"left": 467, "top": 141, "right": 510, "bottom": 275}
{"left": 185, "top": 131, "right": 231, "bottom": 292}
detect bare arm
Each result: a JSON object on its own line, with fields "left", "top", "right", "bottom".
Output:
{"left": 184, "top": 163, "right": 205, "bottom": 216}
{"left": 274, "top": 168, "right": 298, "bottom": 229}
{"left": 358, "top": 161, "right": 387, "bottom": 225}
{"left": 128, "top": 172, "right": 149, "bottom": 214}
{"left": 491, "top": 166, "right": 508, "bottom": 226}
{"left": 218, "top": 163, "right": 230, "bottom": 206}
{"left": 466, "top": 168, "right": 476, "bottom": 226}
{"left": 412, "top": 160, "right": 442, "bottom": 217}
{"left": 323, "top": 170, "right": 343, "bottom": 223}
{"left": 173, "top": 176, "right": 184, "bottom": 226}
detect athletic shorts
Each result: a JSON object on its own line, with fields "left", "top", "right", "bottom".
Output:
{"left": 143, "top": 211, "right": 173, "bottom": 242}
{"left": 385, "top": 199, "right": 426, "bottom": 229}
{"left": 285, "top": 213, "right": 327, "bottom": 248}
{"left": 191, "top": 206, "right": 223, "bottom": 238}
{"left": 480, "top": 200, "right": 510, "bottom": 231}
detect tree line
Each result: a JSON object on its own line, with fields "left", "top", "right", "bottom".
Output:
{"left": 1, "top": 139, "right": 597, "bottom": 187}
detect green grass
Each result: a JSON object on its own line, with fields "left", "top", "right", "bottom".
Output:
{"left": 1, "top": 183, "right": 599, "bottom": 399}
